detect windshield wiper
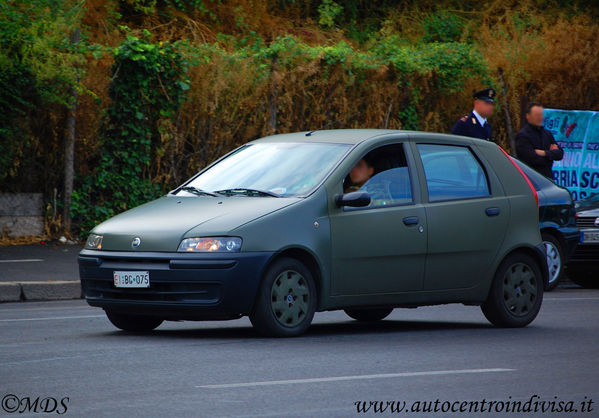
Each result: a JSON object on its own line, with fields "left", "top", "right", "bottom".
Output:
{"left": 178, "top": 186, "right": 219, "bottom": 197}
{"left": 214, "top": 188, "right": 281, "bottom": 197}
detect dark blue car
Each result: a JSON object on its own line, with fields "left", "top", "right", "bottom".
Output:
{"left": 568, "top": 193, "right": 599, "bottom": 288}
{"left": 515, "top": 159, "right": 580, "bottom": 290}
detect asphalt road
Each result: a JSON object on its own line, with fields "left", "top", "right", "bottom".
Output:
{"left": 0, "top": 244, "right": 82, "bottom": 282}
{"left": 1, "top": 288, "right": 598, "bottom": 417}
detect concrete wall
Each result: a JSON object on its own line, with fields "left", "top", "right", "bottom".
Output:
{"left": 0, "top": 193, "right": 44, "bottom": 237}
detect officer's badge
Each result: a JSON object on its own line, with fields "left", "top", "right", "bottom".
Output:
{"left": 472, "top": 117, "right": 477, "bottom": 125}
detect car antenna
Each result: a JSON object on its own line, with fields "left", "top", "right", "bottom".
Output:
{"left": 305, "top": 130, "right": 316, "bottom": 136}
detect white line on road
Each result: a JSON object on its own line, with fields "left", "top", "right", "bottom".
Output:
{"left": 197, "top": 368, "right": 515, "bottom": 389}
{"left": 544, "top": 297, "right": 599, "bottom": 301}
{"left": 0, "top": 259, "right": 44, "bottom": 263}
{"left": 0, "top": 315, "right": 104, "bottom": 322}
{"left": 0, "top": 305, "right": 90, "bottom": 313}
{"left": 1, "top": 353, "right": 107, "bottom": 366}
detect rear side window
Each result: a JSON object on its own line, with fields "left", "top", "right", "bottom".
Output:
{"left": 417, "top": 144, "right": 490, "bottom": 202}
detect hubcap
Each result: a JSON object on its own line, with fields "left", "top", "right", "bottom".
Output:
{"left": 544, "top": 241, "right": 561, "bottom": 284}
{"left": 270, "top": 270, "right": 310, "bottom": 328}
{"left": 502, "top": 262, "right": 538, "bottom": 317}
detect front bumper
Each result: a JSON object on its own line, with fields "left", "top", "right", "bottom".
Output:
{"left": 568, "top": 242, "right": 599, "bottom": 272}
{"left": 558, "top": 227, "right": 582, "bottom": 263}
{"left": 78, "top": 249, "right": 274, "bottom": 320}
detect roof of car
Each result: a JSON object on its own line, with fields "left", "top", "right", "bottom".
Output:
{"left": 253, "top": 129, "right": 412, "bottom": 145}
{"left": 252, "top": 129, "right": 487, "bottom": 146}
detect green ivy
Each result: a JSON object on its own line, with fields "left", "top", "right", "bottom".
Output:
{"left": 317, "top": 0, "right": 343, "bottom": 29}
{"left": 422, "top": 10, "right": 464, "bottom": 43}
{"left": 0, "top": 0, "right": 85, "bottom": 187}
{"left": 71, "top": 33, "right": 189, "bottom": 232}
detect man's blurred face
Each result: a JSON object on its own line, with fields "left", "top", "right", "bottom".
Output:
{"left": 473, "top": 99, "right": 495, "bottom": 119}
{"left": 526, "top": 105, "right": 544, "bottom": 127}
{"left": 349, "top": 159, "right": 374, "bottom": 186}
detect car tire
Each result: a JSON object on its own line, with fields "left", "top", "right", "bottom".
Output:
{"left": 105, "top": 310, "right": 163, "bottom": 332}
{"left": 344, "top": 308, "right": 393, "bottom": 322}
{"left": 249, "top": 257, "right": 317, "bottom": 337}
{"left": 566, "top": 268, "right": 599, "bottom": 289}
{"left": 542, "top": 232, "right": 564, "bottom": 291}
{"left": 481, "top": 253, "right": 543, "bottom": 328}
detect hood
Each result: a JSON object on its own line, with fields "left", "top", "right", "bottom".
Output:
{"left": 93, "top": 195, "right": 299, "bottom": 251}
{"left": 577, "top": 206, "right": 599, "bottom": 218}
{"left": 576, "top": 193, "right": 599, "bottom": 215}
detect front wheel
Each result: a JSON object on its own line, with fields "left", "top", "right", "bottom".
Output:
{"left": 344, "top": 308, "right": 393, "bottom": 322}
{"left": 105, "top": 310, "right": 163, "bottom": 332}
{"left": 542, "top": 233, "right": 564, "bottom": 291}
{"left": 249, "top": 257, "right": 317, "bottom": 337}
{"left": 481, "top": 253, "right": 543, "bottom": 328}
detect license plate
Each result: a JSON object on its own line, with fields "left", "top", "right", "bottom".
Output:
{"left": 582, "top": 231, "right": 599, "bottom": 243}
{"left": 113, "top": 271, "right": 150, "bottom": 288}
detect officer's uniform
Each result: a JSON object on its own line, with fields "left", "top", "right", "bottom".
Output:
{"left": 451, "top": 88, "right": 496, "bottom": 142}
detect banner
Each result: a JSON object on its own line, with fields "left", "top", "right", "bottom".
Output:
{"left": 544, "top": 108, "right": 599, "bottom": 200}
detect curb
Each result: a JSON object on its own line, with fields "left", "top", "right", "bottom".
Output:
{"left": 0, "top": 281, "right": 82, "bottom": 302}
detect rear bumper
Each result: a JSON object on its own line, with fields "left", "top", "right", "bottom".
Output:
{"left": 78, "top": 249, "right": 274, "bottom": 320}
{"left": 534, "top": 243, "right": 550, "bottom": 288}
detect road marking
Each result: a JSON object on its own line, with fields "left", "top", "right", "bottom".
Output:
{"left": 1, "top": 353, "right": 106, "bottom": 366}
{"left": 0, "top": 258, "right": 44, "bottom": 263}
{"left": 544, "top": 297, "right": 599, "bottom": 301}
{"left": 0, "top": 315, "right": 103, "bottom": 322}
{"left": 0, "top": 304, "right": 90, "bottom": 313}
{"left": 196, "top": 368, "right": 515, "bottom": 389}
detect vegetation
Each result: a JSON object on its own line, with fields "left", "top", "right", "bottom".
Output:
{"left": 1, "top": 0, "right": 598, "bottom": 236}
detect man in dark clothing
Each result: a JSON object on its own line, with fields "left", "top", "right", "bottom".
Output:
{"left": 515, "top": 102, "right": 563, "bottom": 178}
{"left": 452, "top": 88, "right": 496, "bottom": 141}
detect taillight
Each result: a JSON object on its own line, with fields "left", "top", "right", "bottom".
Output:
{"left": 498, "top": 147, "right": 539, "bottom": 207}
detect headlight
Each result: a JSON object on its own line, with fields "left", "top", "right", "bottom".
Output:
{"left": 85, "top": 233, "right": 103, "bottom": 250}
{"left": 178, "top": 237, "right": 242, "bottom": 253}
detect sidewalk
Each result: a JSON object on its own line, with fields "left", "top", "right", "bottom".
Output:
{"left": 0, "top": 243, "right": 83, "bottom": 302}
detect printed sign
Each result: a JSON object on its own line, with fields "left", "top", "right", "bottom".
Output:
{"left": 544, "top": 108, "right": 599, "bottom": 200}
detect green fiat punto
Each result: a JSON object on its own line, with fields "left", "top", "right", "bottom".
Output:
{"left": 79, "top": 129, "right": 548, "bottom": 337}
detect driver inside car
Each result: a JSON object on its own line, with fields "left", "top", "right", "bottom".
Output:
{"left": 344, "top": 156, "right": 375, "bottom": 193}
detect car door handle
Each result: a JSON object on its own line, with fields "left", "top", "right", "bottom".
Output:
{"left": 403, "top": 216, "right": 419, "bottom": 226}
{"left": 485, "top": 207, "right": 500, "bottom": 217}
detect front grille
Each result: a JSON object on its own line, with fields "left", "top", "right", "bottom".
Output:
{"left": 82, "top": 278, "right": 221, "bottom": 303}
{"left": 576, "top": 216, "right": 598, "bottom": 229}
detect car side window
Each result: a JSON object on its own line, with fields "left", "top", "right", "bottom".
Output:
{"left": 343, "top": 144, "right": 413, "bottom": 209}
{"left": 417, "top": 144, "right": 490, "bottom": 202}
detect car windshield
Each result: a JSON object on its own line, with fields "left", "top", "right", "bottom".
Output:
{"left": 178, "top": 142, "right": 351, "bottom": 197}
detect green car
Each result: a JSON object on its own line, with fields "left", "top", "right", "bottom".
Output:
{"left": 79, "top": 129, "right": 548, "bottom": 337}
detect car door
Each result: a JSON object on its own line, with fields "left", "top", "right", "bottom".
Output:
{"left": 414, "top": 142, "right": 510, "bottom": 290}
{"left": 329, "top": 143, "right": 427, "bottom": 296}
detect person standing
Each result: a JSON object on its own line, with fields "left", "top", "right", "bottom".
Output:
{"left": 515, "top": 102, "right": 563, "bottom": 178}
{"left": 452, "top": 88, "right": 496, "bottom": 141}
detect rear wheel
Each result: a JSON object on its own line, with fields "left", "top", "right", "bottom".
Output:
{"left": 344, "top": 308, "right": 393, "bottom": 322}
{"left": 105, "top": 310, "right": 163, "bottom": 332}
{"left": 481, "top": 253, "right": 543, "bottom": 328}
{"left": 249, "top": 257, "right": 317, "bottom": 337}
{"left": 542, "top": 232, "right": 564, "bottom": 291}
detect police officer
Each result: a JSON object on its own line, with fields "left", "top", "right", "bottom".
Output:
{"left": 452, "top": 88, "right": 497, "bottom": 141}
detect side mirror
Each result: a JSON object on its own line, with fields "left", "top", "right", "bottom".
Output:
{"left": 335, "top": 191, "right": 371, "bottom": 208}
